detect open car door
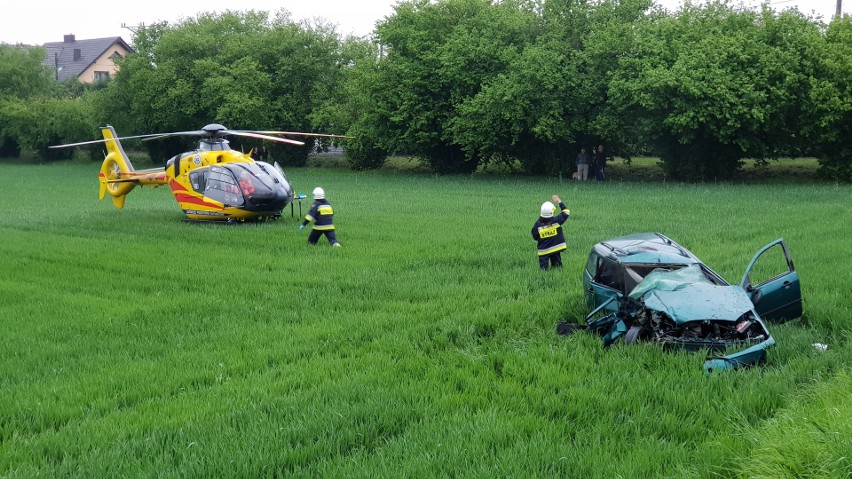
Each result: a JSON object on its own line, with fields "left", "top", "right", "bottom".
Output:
{"left": 740, "top": 239, "right": 802, "bottom": 322}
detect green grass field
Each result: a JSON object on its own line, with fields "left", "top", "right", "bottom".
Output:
{"left": 1, "top": 160, "right": 850, "bottom": 478}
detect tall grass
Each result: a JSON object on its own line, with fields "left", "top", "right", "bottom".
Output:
{"left": 0, "top": 162, "right": 849, "bottom": 477}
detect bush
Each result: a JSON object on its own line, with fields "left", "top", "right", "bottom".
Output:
{"left": 816, "top": 153, "right": 852, "bottom": 182}
{"left": 0, "top": 137, "right": 21, "bottom": 158}
{"left": 658, "top": 139, "right": 743, "bottom": 181}
{"left": 344, "top": 135, "right": 387, "bottom": 170}
{"left": 2, "top": 97, "right": 97, "bottom": 161}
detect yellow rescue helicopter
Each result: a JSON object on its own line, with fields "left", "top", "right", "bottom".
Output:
{"left": 52, "top": 124, "right": 343, "bottom": 222}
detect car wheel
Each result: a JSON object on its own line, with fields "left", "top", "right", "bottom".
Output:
{"left": 625, "top": 325, "right": 650, "bottom": 345}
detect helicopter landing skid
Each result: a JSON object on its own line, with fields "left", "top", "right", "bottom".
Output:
{"left": 181, "top": 218, "right": 240, "bottom": 225}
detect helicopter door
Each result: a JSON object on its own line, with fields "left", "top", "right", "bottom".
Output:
{"left": 189, "top": 169, "right": 208, "bottom": 193}
{"left": 203, "top": 166, "right": 244, "bottom": 206}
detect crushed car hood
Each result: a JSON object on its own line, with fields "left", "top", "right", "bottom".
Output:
{"left": 629, "top": 266, "right": 753, "bottom": 322}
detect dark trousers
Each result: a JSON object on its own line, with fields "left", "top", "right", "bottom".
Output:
{"left": 308, "top": 229, "right": 338, "bottom": 245}
{"left": 539, "top": 252, "right": 563, "bottom": 270}
{"left": 596, "top": 165, "right": 606, "bottom": 181}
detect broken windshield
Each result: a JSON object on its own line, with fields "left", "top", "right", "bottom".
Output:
{"left": 629, "top": 264, "right": 712, "bottom": 299}
{"left": 629, "top": 265, "right": 755, "bottom": 322}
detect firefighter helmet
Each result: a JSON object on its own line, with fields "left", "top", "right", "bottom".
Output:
{"left": 312, "top": 187, "right": 325, "bottom": 199}
{"left": 540, "top": 201, "right": 555, "bottom": 218}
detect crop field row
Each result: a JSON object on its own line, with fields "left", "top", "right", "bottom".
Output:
{"left": 0, "top": 161, "right": 849, "bottom": 477}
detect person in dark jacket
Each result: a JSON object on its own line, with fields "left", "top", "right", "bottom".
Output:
{"left": 593, "top": 145, "right": 608, "bottom": 181}
{"left": 299, "top": 186, "right": 341, "bottom": 247}
{"left": 531, "top": 195, "right": 570, "bottom": 270}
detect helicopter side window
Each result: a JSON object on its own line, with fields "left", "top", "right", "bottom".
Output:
{"left": 203, "top": 166, "right": 243, "bottom": 206}
{"left": 189, "top": 169, "right": 209, "bottom": 193}
{"left": 166, "top": 155, "right": 178, "bottom": 169}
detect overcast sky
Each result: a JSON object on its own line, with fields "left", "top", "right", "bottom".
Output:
{"left": 1, "top": 0, "right": 844, "bottom": 46}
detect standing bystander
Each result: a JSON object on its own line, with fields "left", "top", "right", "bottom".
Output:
{"left": 593, "top": 145, "right": 608, "bottom": 181}
{"left": 576, "top": 147, "right": 591, "bottom": 181}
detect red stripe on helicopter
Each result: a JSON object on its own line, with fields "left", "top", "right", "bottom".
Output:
{"left": 169, "top": 180, "right": 223, "bottom": 209}
{"left": 169, "top": 180, "right": 186, "bottom": 192}
{"left": 175, "top": 194, "right": 221, "bottom": 209}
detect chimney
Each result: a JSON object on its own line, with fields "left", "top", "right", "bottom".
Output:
{"left": 63, "top": 34, "right": 75, "bottom": 43}
{"left": 73, "top": 49, "right": 81, "bottom": 61}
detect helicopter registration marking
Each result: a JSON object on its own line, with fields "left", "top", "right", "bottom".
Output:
{"left": 318, "top": 205, "right": 334, "bottom": 215}
{"left": 538, "top": 225, "right": 558, "bottom": 238}
{"left": 184, "top": 210, "right": 226, "bottom": 217}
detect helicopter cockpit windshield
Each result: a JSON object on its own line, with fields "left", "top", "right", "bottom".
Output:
{"left": 190, "top": 161, "right": 290, "bottom": 211}
{"left": 198, "top": 165, "right": 244, "bottom": 206}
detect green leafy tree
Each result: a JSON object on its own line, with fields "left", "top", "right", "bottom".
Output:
{"left": 373, "top": 0, "right": 536, "bottom": 173}
{"left": 0, "top": 44, "right": 57, "bottom": 158}
{"left": 447, "top": 0, "right": 654, "bottom": 174}
{"left": 449, "top": 41, "right": 574, "bottom": 174}
{"left": 95, "top": 11, "right": 343, "bottom": 165}
{"left": 11, "top": 96, "right": 97, "bottom": 160}
{"left": 0, "top": 45, "right": 55, "bottom": 99}
{"left": 316, "top": 37, "right": 389, "bottom": 170}
{"left": 807, "top": 16, "right": 852, "bottom": 180}
{"left": 365, "top": 0, "right": 653, "bottom": 174}
{"left": 605, "top": 2, "right": 825, "bottom": 180}
{"left": 0, "top": 98, "right": 29, "bottom": 157}
{"left": 582, "top": 0, "right": 656, "bottom": 159}
{"left": 255, "top": 18, "right": 343, "bottom": 166}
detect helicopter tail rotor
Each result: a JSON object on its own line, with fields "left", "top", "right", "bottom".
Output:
{"left": 98, "top": 126, "right": 135, "bottom": 206}
{"left": 99, "top": 153, "right": 135, "bottom": 207}
{"left": 97, "top": 126, "right": 169, "bottom": 209}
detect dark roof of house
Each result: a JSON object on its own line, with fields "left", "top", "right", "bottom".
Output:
{"left": 41, "top": 36, "right": 133, "bottom": 81}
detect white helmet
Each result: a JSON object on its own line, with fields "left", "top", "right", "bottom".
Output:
{"left": 312, "top": 187, "right": 325, "bottom": 199}
{"left": 540, "top": 201, "right": 555, "bottom": 218}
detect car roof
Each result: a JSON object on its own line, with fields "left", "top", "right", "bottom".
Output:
{"left": 593, "top": 233, "right": 701, "bottom": 266}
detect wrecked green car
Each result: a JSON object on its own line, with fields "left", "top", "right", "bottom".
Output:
{"left": 565, "top": 233, "right": 802, "bottom": 372}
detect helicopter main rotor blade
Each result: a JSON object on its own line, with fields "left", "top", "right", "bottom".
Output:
{"left": 140, "top": 131, "right": 207, "bottom": 142}
{"left": 244, "top": 130, "right": 353, "bottom": 139}
{"left": 230, "top": 131, "right": 305, "bottom": 146}
{"left": 49, "top": 138, "right": 112, "bottom": 149}
{"left": 49, "top": 132, "right": 178, "bottom": 149}
{"left": 48, "top": 125, "right": 330, "bottom": 149}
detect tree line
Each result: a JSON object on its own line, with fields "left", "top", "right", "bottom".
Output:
{"left": 1, "top": 0, "right": 849, "bottom": 180}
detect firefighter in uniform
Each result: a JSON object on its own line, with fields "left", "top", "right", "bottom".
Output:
{"left": 299, "top": 187, "right": 341, "bottom": 247}
{"left": 531, "top": 195, "right": 570, "bottom": 270}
